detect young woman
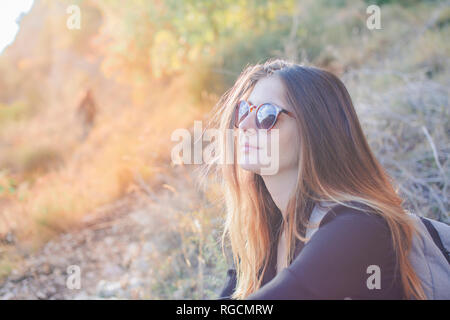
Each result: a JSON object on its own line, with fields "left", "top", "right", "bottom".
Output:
{"left": 201, "top": 59, "right": 427, "bottom": 299}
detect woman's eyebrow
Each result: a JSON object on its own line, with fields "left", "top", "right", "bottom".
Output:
{"left": 249, "top": 99, "right": 286, "bottom": 109}
{"left": 248, "top": 99, "right": 270, "bottom": 106}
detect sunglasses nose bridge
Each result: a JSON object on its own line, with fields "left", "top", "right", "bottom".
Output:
{"left": 238, "top": 105, "right": 258, "bottom": 131}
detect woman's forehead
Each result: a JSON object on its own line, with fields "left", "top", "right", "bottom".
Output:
{"left": 247, "top": 75, "right": 290, "bottom": 110}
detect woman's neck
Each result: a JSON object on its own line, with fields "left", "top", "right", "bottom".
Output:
{"left": 261, "top": 167, "right": 299, "bottom": 219}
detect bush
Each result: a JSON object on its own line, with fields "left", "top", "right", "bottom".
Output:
{"left": 21, "top": 146, "right": 64, "bottom": 176}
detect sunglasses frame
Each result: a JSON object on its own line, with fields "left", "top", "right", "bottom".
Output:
{"left": 233, "top": 100, "right": 295, "bottom": 130}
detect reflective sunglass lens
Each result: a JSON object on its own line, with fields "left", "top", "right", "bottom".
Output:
{"left": 235, "top": 101, "right": 249, "bottom": 127}
{"left": 257, "top": 104, "right": 277, "bottom": 129}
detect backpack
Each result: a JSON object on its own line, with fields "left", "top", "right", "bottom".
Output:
{"left": 406, "top": 213, "right": 450, "bottom": 299}
{"left": 218, "top": 203, "right": 450, "bottom": 300}
{"left": 307, "top": 202, "right": 450, "bottom": 300}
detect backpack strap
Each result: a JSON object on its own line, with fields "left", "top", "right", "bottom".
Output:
{"left": 419, "top": 216, "right": 450, "bottom": 265}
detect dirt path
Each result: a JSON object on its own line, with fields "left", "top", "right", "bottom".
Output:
{"left": 0, "top": 165, "right": 222, "bottom": 299}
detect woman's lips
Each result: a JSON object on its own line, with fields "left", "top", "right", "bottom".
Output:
{"left": 241, "top": 143, "right": 260, "bottom": 153}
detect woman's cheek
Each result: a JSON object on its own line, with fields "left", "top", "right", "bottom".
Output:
{"left": 280, "top": 129, "right": 299, "bottom": 169}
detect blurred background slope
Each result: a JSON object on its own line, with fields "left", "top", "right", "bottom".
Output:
{"left": 0, "top": 0, "right": 448, "bottom": 299}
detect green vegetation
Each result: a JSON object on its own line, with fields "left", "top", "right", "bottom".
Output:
{"left": 0, "top": 0, "right": 447, "bottom": 298}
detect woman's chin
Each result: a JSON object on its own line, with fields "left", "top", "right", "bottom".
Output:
{"left": 237, "top": 159, "right": 262, "bottom": 174}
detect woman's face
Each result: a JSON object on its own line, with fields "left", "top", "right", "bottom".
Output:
{"left": 236, "top": 75, "right": 299, "bottom": 175}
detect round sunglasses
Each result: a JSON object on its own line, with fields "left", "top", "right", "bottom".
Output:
{"left": 233, "top": 100, "right": 295, "bottom": 130}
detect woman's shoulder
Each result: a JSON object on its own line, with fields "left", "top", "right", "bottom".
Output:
{"left": 288, "top": 201, "right": 403, "bottom": 298}
{"left": 303, "top": 201, "right": 395, "bottom": 258}
{"left": 318, "top": 201, "right": 390, "bottom": 233}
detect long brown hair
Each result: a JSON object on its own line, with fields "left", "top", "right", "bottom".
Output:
{"left": 200, "top": 58, "right": 426, "bottom": 299}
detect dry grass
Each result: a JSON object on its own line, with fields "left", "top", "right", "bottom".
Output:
{"left": 0, "top": 0, "right": 448, "bottom": 298}
{"left": 0, "top": 75, "right": 208, "bottom": 251}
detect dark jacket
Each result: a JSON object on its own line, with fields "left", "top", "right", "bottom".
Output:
{"left": 217, "top": 202, "right": 404, "bottom": 300}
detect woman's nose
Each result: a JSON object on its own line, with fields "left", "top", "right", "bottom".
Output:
{"left": 238, "top": 108, "right": 257, "bottom": 133}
